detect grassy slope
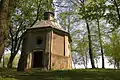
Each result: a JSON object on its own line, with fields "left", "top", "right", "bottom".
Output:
{"left": 0, "top": 68, "right": 120, "bottom": 80}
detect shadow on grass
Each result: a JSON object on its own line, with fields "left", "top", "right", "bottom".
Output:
{"left": 1, "top": 68, "right": 120, "bottom": 80}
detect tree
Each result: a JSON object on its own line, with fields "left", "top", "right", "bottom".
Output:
{"left": 7, "top": 0, "right": 41, "bottom": 68}
{"left": 71, "top": 0, "right": 96, "bottom": 68}
{"left": 89, "top": 0, "right": 106, "bottom": 68}
{"left": 58, "top": 0, "right": 107, "bottom": 68}
{"left": 7, "top": 0, "right": 54, "bottom": 68}
{"left": 105, "top": 0, "right": 120, "bottom": 31}
{"left": 0, "top": 0, "right": 10, "bottom": 62}
{"left": 17, "top": 0, "right": 54, "bottom": 71}
{"left": 56, "top": 2, "right": 89, "bottom": 68}
{"left": 0, "top": 0, "right": 16, "bottom": 64}
{"left": 56, "top": 0, "right": 120, "bottom": 69}
{"left": 112, "top": 0, "right": 120, "bottom": 27}
{"left": 97, "top": 19, "right": 105, "bottom": 68}
{"left": 104, "top": 31, "right": 120, "bottom": 69}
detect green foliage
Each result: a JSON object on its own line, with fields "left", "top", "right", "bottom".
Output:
{"left": 7, "top": 0, "right": 54, "bottom": 68}
{"left": 56, "top": 0, "right": 120, "bottom": 68}
{"left": 57, "top": 0, "right": 107, "bottom": 68}
{"left": 104, "top": 32, "right": 120, "bottom": 63}
{"left": 4, "top": 0, "right": 120, "bottom": 69}
{"left": 105, "top": 0, "right": 120, "bottom": 31}
{"left": 0, "top": 53, "right": 20, "bottom": 68}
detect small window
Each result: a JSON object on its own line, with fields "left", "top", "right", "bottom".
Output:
{"left": 36, "top": 37, "right": 43, "bottom": 45}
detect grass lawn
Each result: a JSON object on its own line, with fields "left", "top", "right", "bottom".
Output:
{"left": 0, "top": 68, "right": 120, "bottom": 80}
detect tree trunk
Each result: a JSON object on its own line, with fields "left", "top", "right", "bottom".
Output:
{"left": 116, "top": 62, "right": 120, "bottom": 69}
{"left": 2, "top": 53, "right": 5, "bottom": 68}
{"left": 0, "top": 44, "right": 4, "bottom": 63}
{"left": 7, "top": 34, "right": 21, "bottom": 68}
{"left": 72, "top": 57, "right": 76, "bottom": 69}
{"left": 97, "top": 19, "right": 105, "bottom": 68}
{"left": 85, "top": 19, "right": 95, "bottom": 68}
{"left": 85, "top": 52, "right": 88, "bottom": 68}
{"left": 7, "top": 53, "right": 17, "bottom": 68}
{"left": 0, "top": 0, "right": 10, "bottom": 62}
{"left": 17, "top": 52, "right": 28, "bottom": 71}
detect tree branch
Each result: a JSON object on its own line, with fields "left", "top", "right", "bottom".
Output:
{"left": 9, "top": 26, "right": 14, "bottom": 53}
{"left": 113, "top": 0, "right": 120, "bottom": 25}
{"left": 29, "top": 0, "right": 41, "bottom": 27}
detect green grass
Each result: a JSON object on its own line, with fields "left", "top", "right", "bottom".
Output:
{"left": 0, "top": 68, "right": 120, "bottom": 80}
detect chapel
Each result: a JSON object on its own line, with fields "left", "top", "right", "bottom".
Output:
{"left": 17, "top": 12, "right": 72, "bottom": 71}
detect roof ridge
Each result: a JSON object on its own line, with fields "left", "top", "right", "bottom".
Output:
{"left": 32, "top": 20, "right": 66, "bottom": 32}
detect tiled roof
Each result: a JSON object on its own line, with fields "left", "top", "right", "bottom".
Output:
{"left": 31, "top": 20, "right": 66, "bottom": 32}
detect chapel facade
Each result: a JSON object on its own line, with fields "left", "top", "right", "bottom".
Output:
{"left": 17, "top": 12, "right": 72, "bottom": 71}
